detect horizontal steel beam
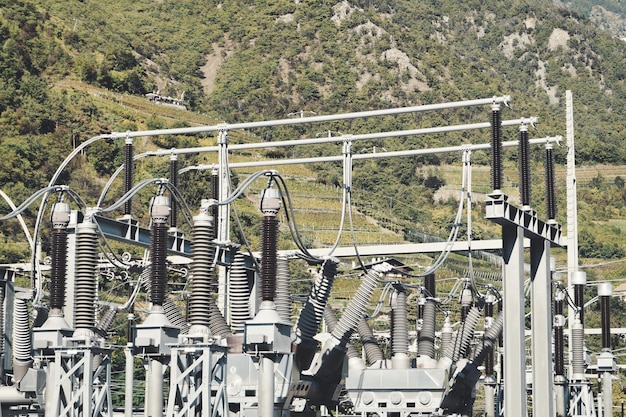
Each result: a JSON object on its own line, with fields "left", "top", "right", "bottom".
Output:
{"left": 94, "top": 215, "right": 190, "bottom": 255}
{"left": 272, "top": 238, "right": 526, "bottom": 259}
{"left": 485, "top": 194, "right": 563, "bottom": 246}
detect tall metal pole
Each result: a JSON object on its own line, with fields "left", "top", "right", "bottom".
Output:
{"left": 565, "top": 90, "right": 579, "bottom": 335}
{"left": 530, "top": 237, "right": 554, "bottom": 417}
{"left": 217, "top": 129, "right": 230, "bottom": 317}
{"left": 501, "top": 224, "right": 528, "bottom": 417}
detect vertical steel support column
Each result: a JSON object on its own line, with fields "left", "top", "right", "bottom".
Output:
{"left": 49, "top": 347, "right": 113, "bottom": 417}
{"left": 501, "top": 224, "right": 528, "bottom": 417}
{"left": 530, "top": 238, "right": 554, "bottom": 417}
{"left": 166, "top": 344, "right": 227, "bottom": 417}
{"left": 124, "top": 345, "right": 134, "bottom": 417}
{"left": 217, "top": 129, "right": 230, "bottom": 316}
{"left": 146, "top": 359, "right": 164, "bottom": 417}
{"left": 259, "top": 355, "right": 275, "bottom": 417}
{"left": 565, "top": 90, "right": 579, "bottom": 344}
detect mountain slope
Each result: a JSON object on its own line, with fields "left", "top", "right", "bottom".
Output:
{"left": 3, "top": 0, "right": 626, "bottom": 263}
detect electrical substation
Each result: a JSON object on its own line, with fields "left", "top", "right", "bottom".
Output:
{"left": 0, "top": 91, "right": 617, "bottom": 417}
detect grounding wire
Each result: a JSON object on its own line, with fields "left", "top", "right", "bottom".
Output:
{"left": 410, "top": 150, "right": 467, "bottom": 277}
{"left": 230, "top": 188, "right": 262, "bottom": 275}
{"left": 370, "top": 281, "right": 394, "bottom": 318}
{"left": 93, "top": 225, "right": 134, "bottom": 270}
{"left": 224, "top": 154, "right": 263, "bottom": 274}
{"left": 346, "top": 185, "right": 367, "bottom": 271}
{"left": 325, "top": 138, "right": 352, "bottom": 258}
{"left": 439, "top": 278, "right": 468, "bottom": 306}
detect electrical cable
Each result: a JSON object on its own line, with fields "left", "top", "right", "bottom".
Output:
{"left": 325, "top": 138, "right": 352, "bottom": 258}
{"left": 346, "top": 183, "right": 367, "bottom": 271}
{"left": 272, "top": 173, "right": 323, "bottom": 264}
{"left": 230, "top": 201, "right": 261, "bottom": 274}
{"left": 439, "top": 278, "right": 467, "bottom": 306}
{"left": 409, "top": 152, "right": 467, "bottom": 277}
{"left": 326, "top": 176, "right": 348, "bottom": 257}
{"left": 97, "top": 178, "right": 194, "bottom": 231}
{"left": 0, "top": 188, "right": 35, "bottom": 261}
{"left": 370, "top": 281, "right": 394, "bottom": 318}
{"left": 98, "top": 178, "right": 170, "bottom": 214}
{"left": 0, "top": 186, "right": 67, "bottom": 221}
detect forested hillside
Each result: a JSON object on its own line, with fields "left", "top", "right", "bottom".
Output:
{"left": 2, "top": 0, "right": 626, "bottom": 266}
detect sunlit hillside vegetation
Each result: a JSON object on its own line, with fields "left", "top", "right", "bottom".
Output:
{"left": 2, "top": 0, "right": 626, "bottom": 271}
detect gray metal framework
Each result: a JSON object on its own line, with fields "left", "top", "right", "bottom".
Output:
{"left": 166, "top": 342, "right": 228, "bottom": 417}
{"left": 0, "top": 92, "right": 605, "bottom": 417}
{"left": 48, "top": 345, "right": 113, "bottom": 417}
{"left": 486, "top": 195, "right": 562, "bottom": 417}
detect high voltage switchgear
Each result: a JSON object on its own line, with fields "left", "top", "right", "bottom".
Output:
{"left": 0, "top": 93, "right": 610, "bottom": 417}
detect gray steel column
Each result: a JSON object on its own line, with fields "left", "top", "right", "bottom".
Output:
{"left": 530, "top": 238, "right": 555, "bottom": 417}
{"left": 146, "top": 359, "right": 164, "bottom": 417}
{"left": 217, "top": 129, "right": 230, "bottom": 316}
{"left": 124, "top": 345, "right": 134, "bottom": 417}
{"left": 502, "top": 223, "right": 528, "bottom": 417}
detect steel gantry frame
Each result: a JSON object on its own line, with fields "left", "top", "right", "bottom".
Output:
{"left": 0, "top": 93, "right": 596, "bottom": 417}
